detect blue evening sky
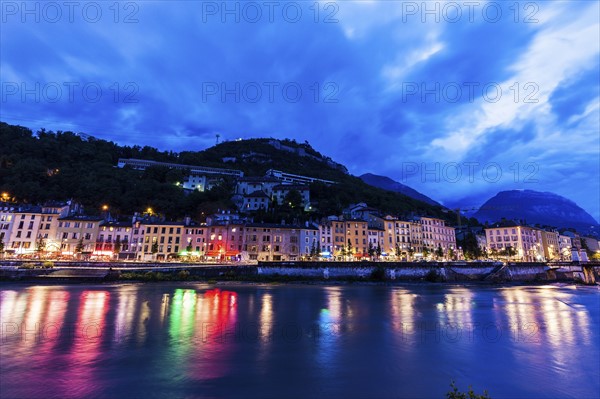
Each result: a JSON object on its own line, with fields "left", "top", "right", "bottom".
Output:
{"left": 1, "top": 1, "right": 598, "bottom": 221}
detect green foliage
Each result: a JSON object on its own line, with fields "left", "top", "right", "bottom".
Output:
{"left": 144, "top": 271, "right": 156, "bottom": 281}
{"left": 395, "top": 243, "right": 402, "bottom": 259}
{"left": 177, "top": 270, "right": 190, "bottom": 280}
{"left": 35, "top": 237, "right": 46, "bottom": 253}
{"left": 490, "top": 248, "right": 499, "bottom": 260}
{"left": 424, "top": 268, "right": 441, "bottom": 282}
{"left": 370, "top": 265, "right": 386, "bottom": 281}
{"left": 142, "top": 271, "right": 170, "bottom": 281}
{"left": 42, "top": 261, "right": 54, "bottom": 268}
{"left": 284, "top": 189, "right": 303, "bottom": 209}
{"left": 0, "top": 122, "right": 453, "bottom": 223}
{"left": 19, "top": 262, "right": 36, "bottom": 269}
{"left": 446, "top": 380, "right": 491, "bottom": 399}
{"left": 113, "top": 236, "right": 121, "bottom": 255}
{"left": 75, "top": 238, "right": 85, "bottom": 254}
{"left": 222, "top": 270, "right": 237, "bottom": 279}
{"left": 119, "top": 272, "right": 138, "bottom": 280}
{"left": 436, "top": 245, "right": 444, "bottom": 259}
{"left": 310, "top": 178, "right": 452, "bottom": 222}
{"left": 580, "top": 238, "right": 595, "bottom": 259}
{"left": 501, "top": 245, "right": 516, "bottom": 260}
{"left": 458, "top": 232, "right": 482, "bottom": 260}
{"left": 0, "top": 240, "right": 4, "bottom": 253}
{"left": 310, "top": 241, "right": 317, "bottom": 259}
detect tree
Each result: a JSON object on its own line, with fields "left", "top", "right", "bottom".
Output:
{"left": 310, "top": 241, "right": 317, "bottom": 259}
{"left": 186, "top": 241, "right": 193, "bottom": 253}
{"left": 446, "top": 380, "right": 491, "bottom": 399}
{"left": 408, "top": 246, "right": 415, "bottom": 261}
{"left": 580, "top": 238, "right": 594, "bottom": 259}
{"left": 75, "top": 238, "right": 85, "bottom": 254}
{"left": 0, "top": 239, "right": 4, "bottom": 255}
{"left": 284, "top": 189, "right": 303, "bottom": 209}
{"left": 395, "top": 243, "right": 401, "bottom": 260}
{"left": 490, "top": 248, "right": 499, "bottom": 260}
{"left": 458, "top": 232, "right": 482, "bottom": 260}
{"left": 339, "top": 245, "right": 347, "bottom": 260}
{"left": 376, "top": 243, "right": 382, "bottom": 259}
{"left": 151, "top": 240, "right": 159, "bottom": 256}
{"left": 502, "top": 245, "right": 516, "bottom": 261}
{"left": 423, "top": 247, "right": 429, "bottom": 259}
{"left": 0, "top": 122, "right": 458, "bottom": 226}
{"left": 347, "top": 239, "right": 353, "bottom": 259}
{"left": 436, "top": 245, "right": 444, "bottom": 260}
{"left": 35, "top": 236, "right": 46, "bottom": 257}
{"left": 368, "top": 242, "right": 375, "bottom": 259}
{"left": 481, "top": 247, "right": 489, "bottom": 260}
{"left": 113, "top": 236, "right": 122, "bottom": 258}
{"left": 448, "top": 247, "right": 455, "bottom": 261}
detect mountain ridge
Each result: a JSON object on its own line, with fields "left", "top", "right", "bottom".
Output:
{"left": 473, "top": 189, "right": 599, "bottom": 234}
{"left": 359, "top": 173, "right": 442, "bottom": 207}
{"left": 0, "top": 122, "right": 450, "bottom": 222}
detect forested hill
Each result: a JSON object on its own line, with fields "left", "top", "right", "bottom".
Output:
{"left": 0, "top": 122, "right": 453, "bottom": 223}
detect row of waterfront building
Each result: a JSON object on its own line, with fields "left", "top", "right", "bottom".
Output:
{"left": 1, "top": 200, "right": 597, "bottom": 262}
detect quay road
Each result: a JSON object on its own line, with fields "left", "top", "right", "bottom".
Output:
{"left": 1, "top": 260, "right": 598, "bottom": 284}
{"left": 0, "top": 259, "right": 256, "bottom": 271}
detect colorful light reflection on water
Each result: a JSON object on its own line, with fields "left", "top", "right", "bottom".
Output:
{"left": 0, "top": 283, "right": 598, "bottom": 398}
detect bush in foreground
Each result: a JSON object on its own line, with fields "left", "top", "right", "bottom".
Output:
{"left": 370, "top": 265, "right": 386, "bottom": 281}
{"left": 446, "top": 380, "right": 491, "bottom": 399}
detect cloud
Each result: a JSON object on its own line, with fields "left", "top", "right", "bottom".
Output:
{"left": 1, "top": 0, "right": 598, "bottom": 221}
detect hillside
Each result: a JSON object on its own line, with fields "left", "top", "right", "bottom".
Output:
{"left": 473, "top": 190, "right": 599, "bottom": 234}
{"left": 0, "top": 122, "right": 453, "bottom": 223}
{"left": 359, "top": 173, "right": 442, "bottom": 206}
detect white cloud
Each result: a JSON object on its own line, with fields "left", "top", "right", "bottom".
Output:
{"left": 382, "top": 41, "right": 444, "bottom": 85}
{"left": 429, "top": 2, "right": 600, "bottom": 157}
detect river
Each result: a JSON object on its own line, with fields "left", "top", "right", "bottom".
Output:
{"left": 1, "top": 283, "right": 598, "bottom": 398}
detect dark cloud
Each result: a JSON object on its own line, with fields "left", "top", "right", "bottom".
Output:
{"left": 1, "top": 1, "right": 598, "bottom": 221}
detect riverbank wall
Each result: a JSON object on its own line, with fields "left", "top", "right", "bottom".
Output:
{"left": 1, "top": 260, "right": 598, "bottom": 284}
{"left": 257, "top": 261, "right": 599, "bottom": 284}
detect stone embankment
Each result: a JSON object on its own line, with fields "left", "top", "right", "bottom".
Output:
{"left": 257, "top": 261, "right": 599, "bottom": 284}
{"left": 1, "top": 260, "right": 598, "bottom": 284}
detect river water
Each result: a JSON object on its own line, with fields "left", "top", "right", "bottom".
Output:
{"left": 1, "top": 283, "right": 598, "bottom": 398}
